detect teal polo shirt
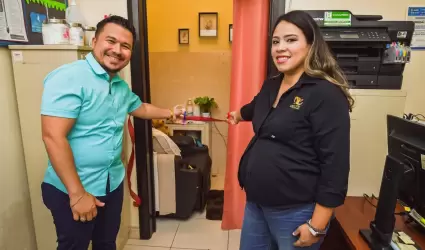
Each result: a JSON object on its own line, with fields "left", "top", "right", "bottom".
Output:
{"left": 40, "top": 52, "right": 142, "bottom": 196}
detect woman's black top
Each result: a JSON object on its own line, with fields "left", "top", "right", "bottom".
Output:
{"left": 238, "top": 73, "right": 350, "bottom": 208}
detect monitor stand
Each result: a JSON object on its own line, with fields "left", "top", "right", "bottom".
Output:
{"left": 359, "top": 155, "right": 406, "bottom": 250}
{"left": 360, "top": 222, "right": 393, "bottom": 250}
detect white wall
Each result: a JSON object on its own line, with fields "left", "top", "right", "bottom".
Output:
{"left": 77, "top": 0, "right": 128, "bottom": 27}
{"left": 287, "top": 0, "right": 425, "bottom": 21}
{"left": 0, "top": 48, "right": 37, "bottom": 249}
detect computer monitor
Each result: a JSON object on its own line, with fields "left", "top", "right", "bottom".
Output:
{"left": 387, "top": 114, "right": 425, "bottom": 219}
{"left": 359, "top": 115, "right": 425, "bottom": 249}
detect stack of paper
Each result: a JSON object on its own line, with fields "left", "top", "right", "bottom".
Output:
{"left": 391, "top": 231, "right": 419, "bottom": 250}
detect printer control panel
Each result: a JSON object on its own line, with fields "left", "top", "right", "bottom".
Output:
{"left": 322, "top": 29, "right": 390, "bottom": 42}
{"left": 360, "top": 31, "right": 389, "bottom": 40}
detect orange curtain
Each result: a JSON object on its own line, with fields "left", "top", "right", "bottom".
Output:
{"left": 221, "top": 0, "right": 270, "bottom": 230}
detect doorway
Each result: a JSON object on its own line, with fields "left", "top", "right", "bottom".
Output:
{"left": 126, "top": 0, "right": 286, "bottom": 244}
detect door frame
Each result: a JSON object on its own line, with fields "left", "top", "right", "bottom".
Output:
{"left": 127, "top": 0, "right": 156, "bottom": 239}
{"left": 268, "top": 0, "right": 287, "bottom": 77}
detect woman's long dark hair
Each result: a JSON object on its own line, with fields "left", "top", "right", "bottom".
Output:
{"left": 273, "top": 10, "right": 354, "bottom": 111}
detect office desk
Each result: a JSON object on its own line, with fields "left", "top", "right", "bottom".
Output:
{"left": 320, "top": 197, "right": 425, "bottom": 250}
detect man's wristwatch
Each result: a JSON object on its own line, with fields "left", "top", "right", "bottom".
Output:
{"left": 306, "top": 219, "right": 327, "bottom": 237}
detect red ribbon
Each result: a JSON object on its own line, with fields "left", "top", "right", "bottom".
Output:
{"left": 184, "top": 116, "right": 228, "bottom": 122}
{"left": 183, "top": 112, "right": 246, "bottom": 122}
{"left": 127, "top": 118, "right": 142, "bottom": 207}
{"left": 125, "top": 112, "right": 245, "bottom": 207}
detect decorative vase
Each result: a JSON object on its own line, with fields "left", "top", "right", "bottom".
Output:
{"left": 202, "top": 112, "right": 211, "bottom": 118}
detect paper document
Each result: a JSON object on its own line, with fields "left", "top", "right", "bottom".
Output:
{"left": 0, "top": 0, "right": 28, "bottom": 42}
{"left": 407, "top": 6, "right": 425, "bottom": 49}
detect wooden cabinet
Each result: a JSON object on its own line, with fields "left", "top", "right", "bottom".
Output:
{"left": 8, "top": 45, "right": 92, "bottom": 250}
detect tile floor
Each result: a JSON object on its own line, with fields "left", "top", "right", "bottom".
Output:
{"left": 124, "top": 213, "right": 241, "bottom": 250}
{"left": 123, "top": 175, "right": 240, "bottom": 250}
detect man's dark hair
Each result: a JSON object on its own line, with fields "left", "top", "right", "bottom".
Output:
{"left": 95, "top": 15, "right": 136, "bottom": 41}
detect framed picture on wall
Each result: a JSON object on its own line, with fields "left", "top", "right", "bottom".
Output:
{"left": 179, "top": 28, "right": 189, "bottom": 44}
{"left": 229, "top": 24, "right": 233, "bottom": 42}
{"left": 199, "top": 12, "right": 218, "bottom": 37}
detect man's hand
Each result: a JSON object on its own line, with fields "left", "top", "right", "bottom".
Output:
{"left": 293, "top": 224, "right": 321, "bottom": 247}
{"left": 70, "top": 192, "right": 105, "bottom": 222}
{"left": 173, "top": 108, "right": 183, "bottom": 118}
{"left": 170, "top": 107, "right": 184, "bottom": 122}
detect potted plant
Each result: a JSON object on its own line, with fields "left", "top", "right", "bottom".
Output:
{"left": 194, "top": 96, "right": 218, "bottom": 117}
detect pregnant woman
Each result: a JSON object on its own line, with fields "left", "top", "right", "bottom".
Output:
{"left": 228, "top": 10, "right": 353, "bottom": 250}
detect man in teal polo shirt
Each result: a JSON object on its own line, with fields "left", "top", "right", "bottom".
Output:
{"left": 40, "top": 16, "right": 176, "bottom": 250}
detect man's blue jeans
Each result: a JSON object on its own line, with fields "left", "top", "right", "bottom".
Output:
{"left": 240, "top": 202, "right": 323, "bottom": 250}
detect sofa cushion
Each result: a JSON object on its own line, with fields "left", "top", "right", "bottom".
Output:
{"left": 152, "top": 128, "right": 181, "bottom": 156}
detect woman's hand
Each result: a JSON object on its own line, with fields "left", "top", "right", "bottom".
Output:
{"left": 227, "top": 110, "right": 242, "bottom": 125}
{"left": 292, "top": 224, "right": 321, "bottom": 247}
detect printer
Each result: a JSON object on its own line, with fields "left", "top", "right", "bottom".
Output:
{"left": 304, "top": 10, "right": 415, "bottom": 89}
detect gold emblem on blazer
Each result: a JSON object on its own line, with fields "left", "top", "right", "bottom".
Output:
{"left": 290, "top": 96, "right": 304, "bottom": 110}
